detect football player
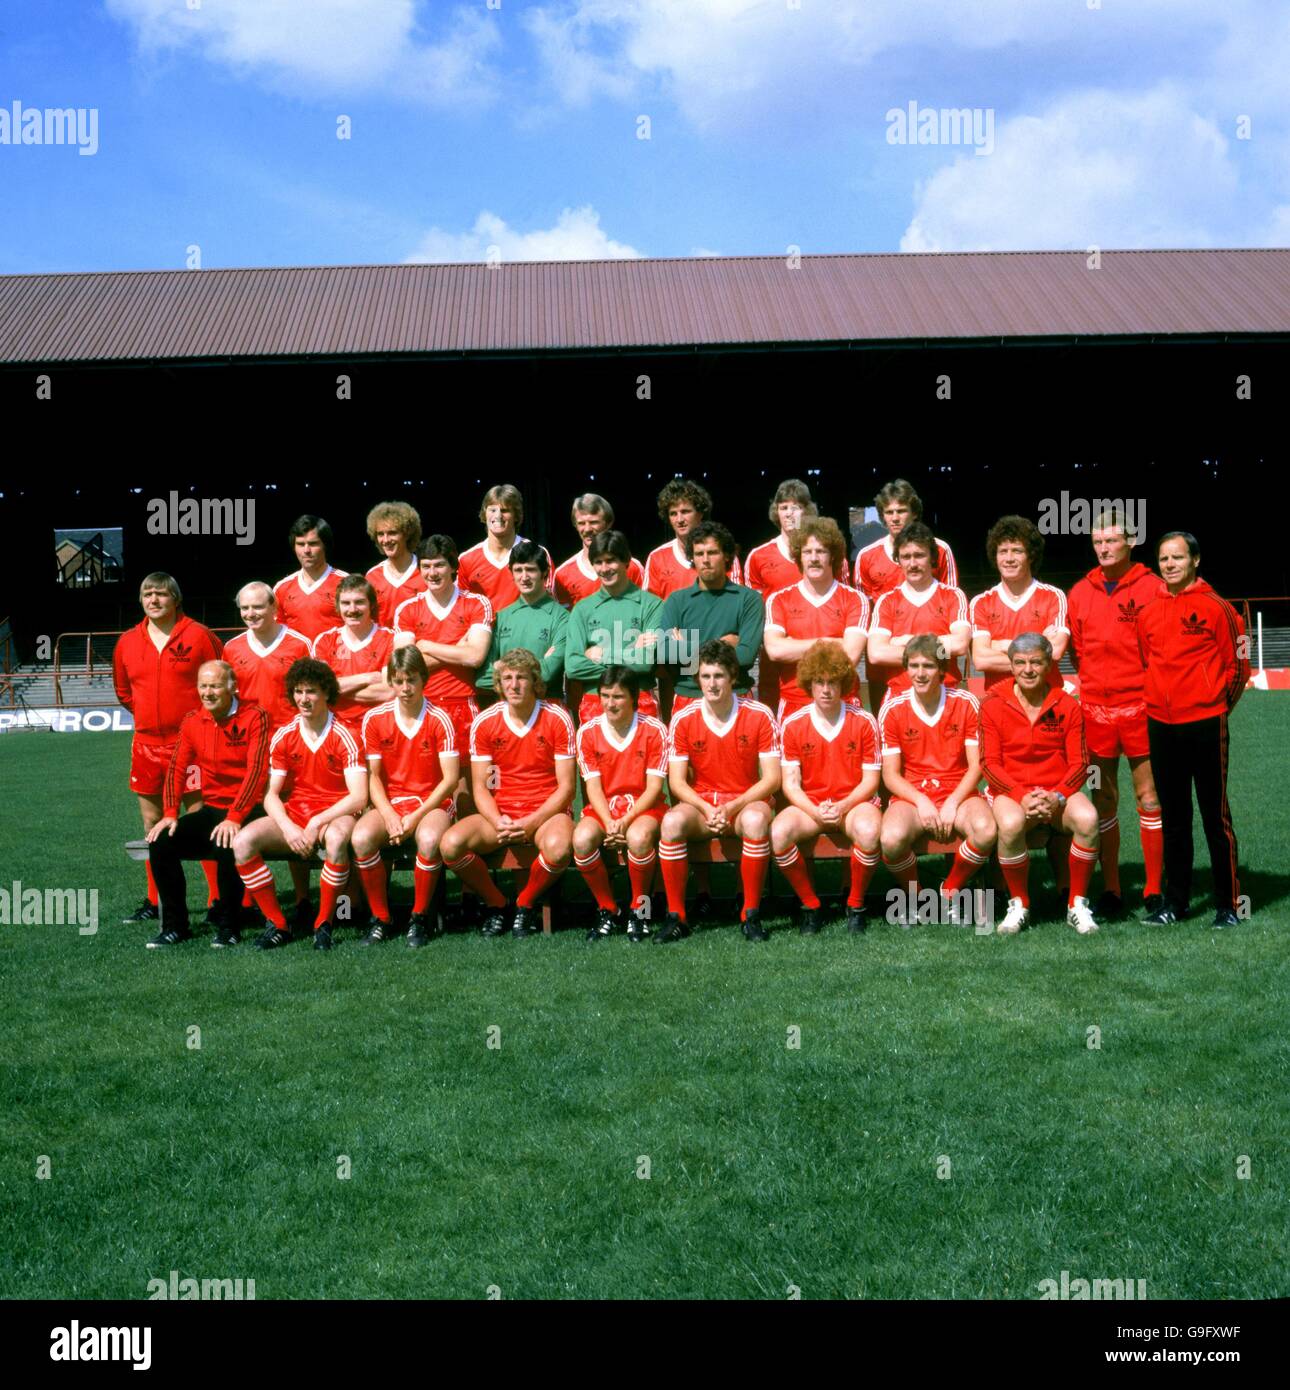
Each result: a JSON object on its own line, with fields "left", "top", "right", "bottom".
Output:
{"left": 440, "top": 648, "right": 577, "bottom": 939}
{"left": 273, "top": 515, "right": 349, "bottom": 644}
{"left": 573, "top": 666, "right": 669, "bottom": 942}
{"left": 658, "top": 641, "right": 780, "bottom": 942}
{"left": 643, "top": 478, "right": 743, "bottom": 600}
{"left": 553, "top": 493, "right": 646, "bottom": 607}
{"left": 970, "top": 516, "right": 1069, "bottom": 690}
{"left": 854, "top": 478, "right": 958, "bottom": 603}
{"left": 233, "top": 658, "right": 368, "bottom": 952}
{"left": 771, "top": 640, "right": 882, "bottom": 935}
{"left": 457, "top": 484, "right": 554, "bottom": 613}
{"left": 351, "top": 647, "right": 461, "bottom": 948}
{"left": 311, "top": 575, "right": 395, "bottom": 734}
{"left": 744, "top": 479, "right": 819, "bottom": 710}
{"left": 475, "top": 541, "right": 569, "bottom": 704}
{"left": 365, "top": 500, "right": 426, "bottom": 627}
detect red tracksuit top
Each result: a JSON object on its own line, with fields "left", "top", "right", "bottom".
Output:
{"left": 980, "top": 683, "right": 1088, "bottom": 799}
{"left": 1066, "top": 562, "right": 1165, "bottom": 707}
{"left": 163, "top": 700, "right": 271, "bottom": 824}
{"left": 112, "top": 615, "right": 224, "bottom": 740}
{"left": 1136, "top": 578, "right": 1248, "bottom": 724}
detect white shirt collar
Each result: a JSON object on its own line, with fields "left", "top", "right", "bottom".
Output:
{"left": 393, "top": 698, "right": 428, "bottom": 738}
{"left": 298, "top": 711, "right": 335, "bottom": 752}
{"left": 995, "top": 579, "right": 1038, "bottom": 611}
{"left": 671, "top": 538, "right": 693, "bottom": 570}
{"left": 700, "top": 695, "right": 741, "bottom": 738}
{"left": 576, "top": 549, "right": 597, "bottom": 581}
{"left": 601, "top": 713, "right": 639, "bottom": 751}
{"left": 382, "top": 557, "right": 419, "bottom": 587}
{"left": 339, "top": 623, "right": 377, "bottom": 651}
{"left": 798, "top": 577, "right": 838, "bottom": 608}
{"left": 501, "top": 700, "right": 542, "bottom": 738}
{"left": 424, "top": 584, "right": 462, "bottom": 620}
{"left": 776, "top": 533, "right": 793, "bottom": 563}
{"left": 223, "top": 698, "right": 240, "bottom": 719}
{"left": 247, "top": 624, "right": 288, "bottom": 657}
{"left": 294, "top": 565, "right": 334, "bottom": 595}
{"left": 899, "top": 579, "right": 940, "bottom": 608}
{"left": 809, "top": 703, "right": 847, "bottom": 742}
{"left": 483, "top": 535, "right": 525, "bottom": 570}
{"left": 907, "top": 687, "right": 947, "bottom": 727}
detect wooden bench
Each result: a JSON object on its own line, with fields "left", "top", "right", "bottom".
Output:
{"left": 125, "top": 840, "right": 556, "bottom": 934}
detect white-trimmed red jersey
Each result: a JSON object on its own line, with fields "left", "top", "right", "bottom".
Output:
{"left": 870, "top": 581, "right": 971, "bottom": 684}
{"left": 879, "top": 685, "right": 981, "bottom": 792}
{"left": 223, "top": 626, "right": 313, "bottom": 729}
{"left": 668, "top": 696, "right": 779, "bottom": 798}
{"left": 311, "top": 624, "right": 396, "bottom": 729}
{"left": 362, "top": 698, "right": 457, "bottom": 802}
{"left": 269, "top": 712, "right": 363, "bottom": 805}
{"left": 970, "top": 580, "right": 1069, "bottom": 690}
{"left": 643, "top": 537, "right": 743, "bottom": 600}
{"left": 553, "top": 548, "right": 646, "bottom": 608}
{"left": 854, "top": 534, "right": 957, "bottom": 603}
{"left": 469, "top": 699, "right": 576, "bottom": 816}
{"left": 576, "top": 712, "right": 669, "bottom": 816}
{"left": 744, "top": 535, "right": 802, "bottom": 596}
{"left": 366, "top": 559, "right": 427, "bottom": 628}
{"left": 458, "top": 537, "right": 555, "bottom": 613}
{"left": 780, "top": 701, "right": 880, "bottom": 804}
{"left": 273, "top": 566, "right": 349, "bottom": 644}
{"left": 764, "top": 580, "right": 870, "bottom": 706}
{"left": 393, "top": 586, "right": 494, "bottom": 703}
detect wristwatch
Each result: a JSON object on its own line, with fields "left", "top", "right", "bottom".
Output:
{"left": 1055, "top": 792, "right": 1067, "bottom": 808}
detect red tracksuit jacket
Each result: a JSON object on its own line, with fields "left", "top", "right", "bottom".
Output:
{"left": 1066, "top": 562, "right": 1166, "bottom": 706}
{"left": 980, "top": 683, "right": 1088, "bottom": 798}
{"left": 162, "top": 700, "right": 271, "bottom": 824}
{"left": 1136, "top": 579, "right": 1248, "bottom": 724}
{"left": 113, "top": 615, "right": 224, "bottom": 740}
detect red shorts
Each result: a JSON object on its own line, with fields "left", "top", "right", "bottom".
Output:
{"left": 582, "top": 803, "right": 666, "bottom": 830}
{"left": 283, "top": 797, "right": 348, "bottom": 830}
{"left": 1083, "top": 700, "right": 1150, "bottom": 759}
{"left": 692, "top": 790, "right": 774, "bottom": 813}
{"left": 130, "top": 737, "right": 199, "bottom": 797}
{"left": 439, "top": 698, "right": 480, "bottom": 754}
{"left": 389, "top": 793, "right": 456, "bottom": 820}
{"left": 892, "top": 779, "right": 960, "bottom": 812}
{"left": 578, "top": 689, "right": 659, "bottom": 724}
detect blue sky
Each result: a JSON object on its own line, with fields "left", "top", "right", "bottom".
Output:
{"left": 2, "top": 1, "right": 1287, "bottom": 274}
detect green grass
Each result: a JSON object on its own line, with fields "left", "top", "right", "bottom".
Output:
{"left": 1, "top": 700, "right": 1287, "bottom": 1299}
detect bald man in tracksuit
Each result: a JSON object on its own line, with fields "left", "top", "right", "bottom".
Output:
{"left": 1136, "top": 532, "right": 1248, "bottom": 928}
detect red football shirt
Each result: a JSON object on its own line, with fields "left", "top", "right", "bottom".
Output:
{"left": 869, "top": 581, "right": 970, "bottom": 691}
{"left": 458, "top": 538, "right": 555, "bottom": 613}
{"left": 393, "top": 586, "right": 494, "bottom": 704}
{"left": 553, "top": 549, "right": 646, "bottom": 608}
{"left": 970, "top": 581, "right": 1069, "bottom": 690}
{"left": 311, "top": 624, "right": 396, "bottom": 731}
{"left": 223, "top": 626, "right": 313, "bottom": 728}
{"left": 576, "top": 712, "right": 669, "bottom": 816}
{"left": 643, "top": 538, "right": 743, "bottom": 600}
{"left": 273, "top": 566, "right": 349, "bottom": 644}
{"left": 269, "top": 713, "right": 364, "bottom": 809}
{"left": 469, "top": 699, "right": 576, "bottom": 818}
{"left": 112, "top": 615, "right": 224, "bottom": 741}
{"left": 366, "top": 559, "right": 427, "bottom": 628}
{"left": 668, "top": 696, "right": 779, "bottom": 798}
{"left": 855, "top": 534, "right": 957, "bottom": 603}
{"left": 780, "top": 701, "right": 880, "bottom": 803}
{"left": 764, "top": 580, "right": 870, "bottom": 708}
{"left": 979, "top": 684, "right": 1087, "bottom": 799}
{"left": 879, "top": 686, "right": 981, "bottom": 791}
{"left": 362, "top": 698, "right": 458, "bottom": 802}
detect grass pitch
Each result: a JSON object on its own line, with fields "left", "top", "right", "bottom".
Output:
{"left": 1, "top": 699, "right": 1287, "bottom": 1299}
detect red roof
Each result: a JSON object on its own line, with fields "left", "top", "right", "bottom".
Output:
{"left": 1, "top": 250, "right": 1287, "bottom": 364}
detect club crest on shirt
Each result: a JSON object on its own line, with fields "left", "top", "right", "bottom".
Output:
{"left": 324, "top": 751, "right": 344, "bottom": 772}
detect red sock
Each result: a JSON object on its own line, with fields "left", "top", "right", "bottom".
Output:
{"left": 1098, "top": 816, "right": 1121, "bottom": 895}
{"left": 317, "top": 860, "right": 349, "bottom": 929}
{"left": 1068, "top": 843, "right": 1097, "bottom": 906}
{"left": 774, "top": 846, "right": 819, "bottom": 909}
{"left": 627, "top": 849, "right": 657, "bottom": 915}
{"left": 444, "top": 853, "right": 506, "bottom": 908}
{"left": 237, "top": 857, "right": 286, "bottom": 929}
{"left": 659, "top": 840, "right": 689, "bottom": 919}
{"left": 883, "top": 851, "right": 920, "bottom": 901}
{"left": 741, "top": 837, "right": 770, "bottom": 917}
{"left": 145, "top": 860, "right": 159, "bottom": 906}
{"left": 517, "top": 854, "right": 562, "bottom": 908}
{"left": 943, "top": 841, "right": 991, "bottom": 895}
{"left": 1139, "top": 813, "right": 1164, "bottom": 898}
{"left": 575, "top": 850, "right": 618, "bottom": 911}
{"left": 1048, "top": 836, "right": 1070, "bottom": 896}
{"left": 413, "top": 855, "right": 441, "bottom": 915}
{"left": 849, "top": 847, "right": 880, "bottom": 908}
{"left": 998, "top": 851, "right": 1030, "bottom": 907}
{"left": 242, "top": 887, "right": 254, "bottom": 908}
{"left": 356, "top": 852, "right": 390, "bottom": 921}
{"left": 200, "top": 860, "right": 220, "bottom": 907}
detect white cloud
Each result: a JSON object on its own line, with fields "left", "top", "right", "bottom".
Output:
{"left": 106, "top": 0, "right": 500, "bottom": 105}
{"left": 405, "top": 206, "right": 641, "bottom": 263}
{"left": 897, "top": 86, "right": 1251, "bottom": 252}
